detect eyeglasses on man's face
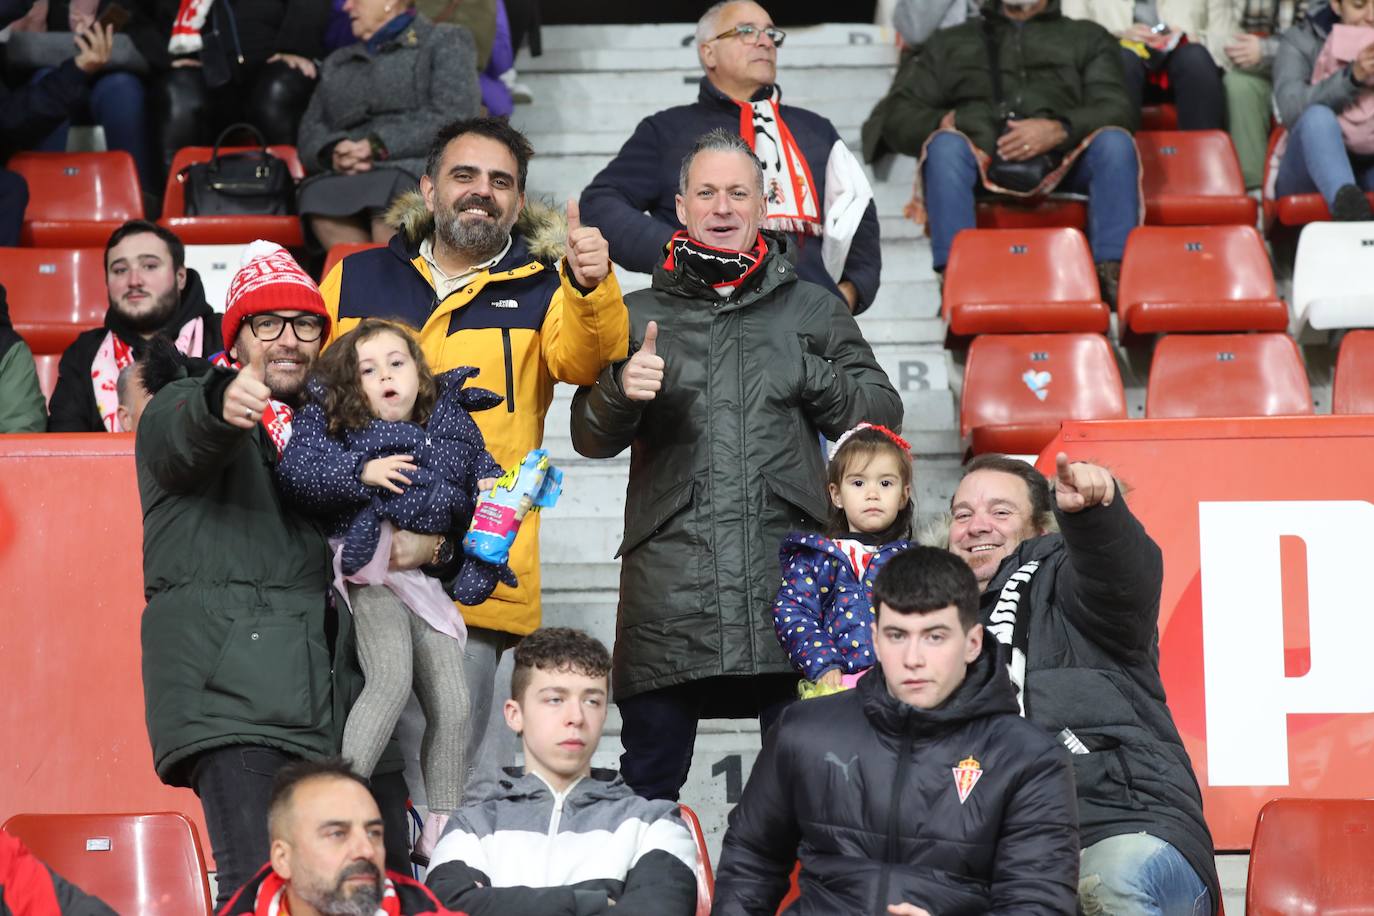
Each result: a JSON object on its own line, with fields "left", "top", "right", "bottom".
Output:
{"left": 247, "top": 313, "right": 326, "bottom": 342}
{"left": 711, "top": 23, "right": 786, "bottom": 47}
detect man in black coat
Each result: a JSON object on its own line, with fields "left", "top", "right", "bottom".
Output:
{"left": 712, "top": 547, "right": 1078, "bottom": 916}
{"left": 579, "top": 0, "right": 881, "bottom": 314}
{"left": 47, "top": 220, "right": 223, "bottom": 432}
{"left": 948, "top": 453, "right": 1220, "bottom": 915}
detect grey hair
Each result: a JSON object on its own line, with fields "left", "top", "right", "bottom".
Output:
{"left": 695, "top": 1, "right": 739, "bottom": 45}
{"left": 678, "top": 128, "right": 765, "bottom": 197}
{"left": 115, "top": 362, "right": 138, "bottom": 408}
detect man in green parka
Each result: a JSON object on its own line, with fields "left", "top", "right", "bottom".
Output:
{"left": 570, "top": 129, "right": 902, "bottom": 802}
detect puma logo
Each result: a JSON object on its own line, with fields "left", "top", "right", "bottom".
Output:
{"left": 825, "top": 752, "right": 859, "bottom": 782}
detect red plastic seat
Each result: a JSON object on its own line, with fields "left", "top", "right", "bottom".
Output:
{"left": 2, "top": 812, "right": 213, "bottom": 915}
{"left": 159, "top": 145, "right": 306, "bottom": 247}
{"left": 8, "top": 152, "right": 145, "bottom": 247}
{"left": 1137, "top": 131, "right": 1256, "bottom": 225}
{"left": 1333, "top": 330, "right": 1374, "bottom": 413}
{"left": 943, "top": 228, "right": 1109, "bottom": 336}
{"left": 961, "top": 333, "right": 1127, "bottom": 455}
{"left": 679, "top": 804, "right": 713, "bottom": 916}
{"left": 1118, "top": 225, "right": 1289, "bottom": 334}
{"left": 33, "top": 352, "right": 59, "bottom": 404}
{"left": 322, "top": 241, "right": 386, "bottom": 280}
{"left": 1146, "top": 333, "right": 1312, "bottom": 418}
{"left": 1246, "top": 798, "right": 1374, "bottom": 915}
{"left": 0, "top": 248, "right": 108, "bottom": 353}
{"left": 1141, "top": 104, "right": 1178, "bottom": 131}
{"left": 1265, "top": 127, "right": 1374, "bottom": 227}
{"left": 974, "top": 197, "right": 1086, "bottom": 230}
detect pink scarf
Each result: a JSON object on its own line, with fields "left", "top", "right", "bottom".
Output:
{"left": 91, "top": 317, "right": 205, "bottom": 432}
{"left": 209, "top": 352, "right": 294, "bottom": 457}
{"left": 1312, "top": 26, "right": 1374, "bottom": 154}
{"left": 168, "top": 0, "right": 214, "bottom": 54}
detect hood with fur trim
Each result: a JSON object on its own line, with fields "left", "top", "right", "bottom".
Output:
{"left": 384, "top": 191, "right": 570, "bottom": 266}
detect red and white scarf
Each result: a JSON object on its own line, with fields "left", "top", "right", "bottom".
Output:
{"left": 92, "top": 317, "right": 205, "bottom": 432}
{"left": 168, "top": 0, "right": 214, "bottom": 54}
{"left": 737, "top": 89, "right": 822, "bottom": 237}
{"left": 210, "top": 352, "right": 295, "bottom": 457}
{"left": 247, "top": 870, "right": 401, "bottom": 916}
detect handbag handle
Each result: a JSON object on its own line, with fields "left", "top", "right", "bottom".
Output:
{"left": 980, "top": 18, "right": 1012, "bottom": 119}
{"left": 209, "top": 122, "right": 270, "bottom": 170}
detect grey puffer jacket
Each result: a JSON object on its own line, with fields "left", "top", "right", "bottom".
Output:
{"left": 1273, "top": 6, "right": 1361, "bottom": 127}
{"left": 569, "top": 232, "right": 902, "bottom": 700}
{"left": 296, "top": 15, "right": 480, "bottom": 177}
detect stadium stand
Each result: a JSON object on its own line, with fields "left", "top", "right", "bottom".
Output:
{"left": 159, "top": 145, "right": 306, "bottom": 247}
{"left": 1265, "top": 127, "right": 1374, "bottom": 228}
{"left": 183, "top": 244, "right": 249, "bottom": 313}
{"left": 1333, "top": 331, "right": 1374, "bottom": 415}
{"left": 7, "top": 152, "right": 144, "bottom": 248}
{"left": 1136, "top": 131, "right": 1256, "bottom": 226}
{"left": 1146, "top": 333, "right": 1313, "bottom": 418}
{"left": 1245, "top": 798, "right": 1374, "bottom": 916}
{"left": 1292, "top": 222, "right": 1374, "bottom": 336}
{"left": 0, "top": 248, "right": 107, "bottom": 354}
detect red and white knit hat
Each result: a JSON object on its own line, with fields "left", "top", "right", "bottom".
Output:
{"left": 222, "top": 241, "right": 330, "bottom": 349}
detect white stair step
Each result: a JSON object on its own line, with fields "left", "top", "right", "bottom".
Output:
{"left": 527, "top": 23, "right": 896, "bottom": 52}
{"left": 518, "top": 67, "right": 893, "bottom": 103}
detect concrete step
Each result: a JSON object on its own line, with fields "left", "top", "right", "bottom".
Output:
{"left": 520, "top": 46, "right": 898, "bottom": 73}
{"left": 518, "top": 67, "right": 893, "bottom": 104}
{"left": 514, "top": 94, "right": 882, "bottom": 139}
{"left": 528, "top": 23, "right": 896, "bottom": 52}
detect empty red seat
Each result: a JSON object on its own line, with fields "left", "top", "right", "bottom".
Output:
{"left": 974, "top": 196, "right": 1086, "bottom": 230}
{"left": 943, "top": 228, "right": 1109, "bottom": 336}
{"left": 1246, "top": 798, "right": 1374, "bottom": 916}
{"left": 1141, "top": 104, "right": 1178, "bottom": 131}
{"left": 159, "top": 145, "right": 306, "bottom": 247}
{"left": 8, "top": 152, "right": 144, "bottom": 248}
{"left": 1118, "top": 225, "right": 1289, "bottom": 334}
{"left": 0, "top": 248, "right": 108, "bottom": 353}
{"left": 1137, "top": 131, "right": 1256, "bottom": 225}
{"left": 1146, "top": 333, "right": 1312, "bottom": 418}
{"left": 961, "top": 333, "right": 1127, "bottom": 455}
{"left": 1333, "top": 330, "right": 1374, "bottom": 413}
{"left": 33, "top": 352, "right": 59, "bottom": 403}
{"left": 322, "top": 241, "right": 386, "bottom": 279}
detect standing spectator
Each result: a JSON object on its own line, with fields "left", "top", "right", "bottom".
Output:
{"left": 0, "top": 285, "right": 48, "bottom": 433}
{"left": 1225, "top": 0, "right": 1298, "bottom": 188}
{"left": 714, "top": 548, "right": 1079, "bottom": 916}
{"left": 1062, "top": 0, "right": 1234, "bottom": 131}
{"left": 319, "top": 117, "right": 629, "bottom": 805}
{"left": 1272, "top": 0, "right": 1374, "bottom": 219}
{"left": 296, "top": 2, "right": 480, "bottom": 250}
{"left": 569, "top": 129, "right": 901, "bottom": 802}
{"left": 869, "top": 0, "right": 1139, "bottom": 303}
{"left": 580, "top": 0, "right": 882, "bottom": 314}
{"left": 47, "top": 220, "right": 221, "bottom": 432}
{"left": 130, "top": 0, "right": 329, "bottom": 182}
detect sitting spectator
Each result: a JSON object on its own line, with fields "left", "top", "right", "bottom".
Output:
{"left": 0, "top": 285, "right": 47, "bottom": 434}
{"left": 580, "top": 0, "right": 882, "bottom": 314}
{"left": 131, "top": 0, "right": 329, "bottom": 182}
{"left": 296, "top": 0, "right": 480, "bottom": 249}
{"left": 114, "top": 358, "right": 151, "bottom": 433}
{"left": 0, "top": 830, "right": 116, "bottom": 914}
{"left": 1225, "top": 0, "right": 1301, "bottom": 188}
{"left": 220, "top": 757, "right": 460, "bottom": 916}
{"left": 869, "top": 0, "right": 1139, "bottom": 303}
{"left": 425, "top": 627, "right": 699, "bottom": 915}
{"left": 714, "top": 547, "right": 1079, "bottom": 915}
{"left": 1273, "top": 0, "right": 1374, "bottom": 219}
{"left": 47, "top": 220, "right": 221, "bottom": 432}
{"left": 945, "top": 454, "right": 1219, "bottom": 913}
{"left": 1063, "top": 0, "right": 1233, "bottom": 131}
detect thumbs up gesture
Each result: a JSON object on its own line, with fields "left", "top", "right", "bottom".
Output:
{"left": 1054, "top": 452, "right": 1116, "bottom": 513}
{"left": 223, "top": 349, "right": 273, "bottom": 429}
{"left": 565, "top": 199, "right": 610, "bottom": 289}
{"left": 620, "top": 320, "right": 664, "bottom": 402}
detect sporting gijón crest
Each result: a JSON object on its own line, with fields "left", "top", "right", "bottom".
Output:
{"left": 952, "top": 755, "right": 983, "bottom": 805}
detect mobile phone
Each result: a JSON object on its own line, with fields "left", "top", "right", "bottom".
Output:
{"left": 96, "top": 2, "right": 131, "bottom": 32}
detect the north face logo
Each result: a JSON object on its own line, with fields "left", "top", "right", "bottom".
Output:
{"left": 492, "top": 299, "right": 519, "bottom": 309}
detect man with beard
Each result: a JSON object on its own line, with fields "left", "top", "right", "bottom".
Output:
{"left": 220, "top": 758, "right": 461, "bottom": 916}
{"left": 320, "top": 117, "right": 628, "bottom": 811}
{"left": 47, "top": 220, "right": 222, "bottom": 432}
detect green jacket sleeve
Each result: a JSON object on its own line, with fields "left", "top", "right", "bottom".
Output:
{"left": 0, "top": 343, "right": 47, "bottom": 433}
{"left": 569, "top": 359, "right": 645, "bottom": 460}
{"left": 1058, "top": 23, "right": 1138, "bottom": 143}
{"left": 798, "top": 295, "right": 904, "bottom": 439}
{"left": 136, "top": 368, "right": 256, "bottom": 494}
{"left": 876, "top": 44, "right": 954, "bottom": 156}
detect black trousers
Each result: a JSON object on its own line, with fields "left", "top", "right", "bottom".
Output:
{"left": 0, "top": 169, "right": 27, "bottom": 246}
{"left": 617, "top": 674, "right": 798, "bottom": 802}
{"left": 1120, "top": 42, "right": 1226, "bottom": 131}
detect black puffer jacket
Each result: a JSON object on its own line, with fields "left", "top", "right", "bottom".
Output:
{"left": 712, "top": 640, "right": 1079, "bottom": 915}
{"left": 980, "top": 496, "right": 1220, "bottom": 913}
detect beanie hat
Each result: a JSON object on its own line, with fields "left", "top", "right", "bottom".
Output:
{"left": 222, "top": 240, "right": 330, "bottom": 350}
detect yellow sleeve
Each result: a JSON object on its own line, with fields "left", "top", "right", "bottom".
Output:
{"left": 540, "top": 262, "right": 630, "bottom": 386}
{"left": 319, "top": 260, "right": 345, "bottom": 350}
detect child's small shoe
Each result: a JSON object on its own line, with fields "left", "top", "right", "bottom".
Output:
{"left": 411, "top": 811, "right": 450, "bottom": 867}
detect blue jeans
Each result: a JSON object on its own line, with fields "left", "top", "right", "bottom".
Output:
{"left": 35, "top": 69, "right": 157, "bottom": 198}
{"left": 923, "top": 128, "right": 1140, "bottom": 270}
{"left": 1275, "top": 104, "right": 1374, "bottom": 209}
{"left": 1078, "top": 833, "right": 1212, "bottom": 916}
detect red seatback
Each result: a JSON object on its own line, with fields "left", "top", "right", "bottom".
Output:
{"left": 322, "top": 242, "right": 386, "bottom": 280}
{"left": 678, "top": 804, "right": 713, "bottom": 916}
{"left": 1146, "top": 333, "right": 1312, "bottom": 418}
{"left": 1137, "top": 131, "right": 1256, "bottom": 225}
{"left": 0, "top": 247, "right": 108, "bottom": 353}
{"left": 159, "top": 145, "right": 306, "bottom": 247}
{"left": 33, "top": 352, "right": 60, "bottom": 404}
{"left": 1333, "top": 330, "right": 1374, "bottom": 414}
{"left": 1246, "top": 798, "right": 1374, "bottom": 916}
{"left": 8, "top": 152, "right": 145, "bottom": 247}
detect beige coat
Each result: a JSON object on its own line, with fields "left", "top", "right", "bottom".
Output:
{"left": 1061, "top": 0, "right": 1240, "bottom": 68}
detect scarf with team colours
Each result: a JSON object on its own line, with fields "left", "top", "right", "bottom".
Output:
{"left": 663, "top": 231, "right": 768, "bottom": 289}
{"left": 210, "top": 351, "right": 294, "bottom": 457}
{"left": 245, "top": 869, "right": 401, "bottom": 916}
{"left": 91, "top": 317, "right": 205, "bottom": 432}
{"left": 737, "top": 88, "right": 822, "bottom": 237}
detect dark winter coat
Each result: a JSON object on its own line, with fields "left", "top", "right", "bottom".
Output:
{"left": 865, "top": 0, "right": 1135, "bottom": 160}
{"left": 0, "top": 57, "right": 87, "bottom": 159}
{"left": 713, "top": 640, "right": 1080, "bottom": 915}
{"left": 47, "top": 269, "right": 221, "bottom": 432}
{"left": 125, "top": 0, "right": 328, "bottom": 72}
{"left": 579, "top": 78, "right": 883, "bottom": 313}
{"left": 0, "top": 285, "right": 45, "bottom": 433}
{"left": 134, "top": 359, "right": 361, "bottom": 787}
{"left": 772, "top": 532, "right": 910, "bottom": 681}
{"left": 569, "top": 232, "right": 901, "bottom": 702}
{"left": 979, "top": 496, "right": 1220, "bottom": 913}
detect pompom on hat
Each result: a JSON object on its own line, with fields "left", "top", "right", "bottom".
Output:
{"left": 221, "top": 240, "right": 330, "bottom": 350}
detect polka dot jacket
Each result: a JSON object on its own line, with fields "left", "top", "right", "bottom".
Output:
{"left": 771, "top": 531, "right": 912, "bottom": 681}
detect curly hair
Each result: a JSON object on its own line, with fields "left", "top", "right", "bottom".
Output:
{"left": 826, "top": 426, "right": 915, "bottom": 541}
{"left": 510, "top": 628, "right": 612, "bottom": 703}
{"left": 313, "top": 319, "right": 438, "bottom": 436}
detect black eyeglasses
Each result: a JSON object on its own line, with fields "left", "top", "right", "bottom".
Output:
{"left": 246, "top": 313, "right": 326, "bottom": 342}
{"left": 711, "top": 23, "right": 786, "bottom": 47}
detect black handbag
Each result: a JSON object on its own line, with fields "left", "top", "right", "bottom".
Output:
{"left": 981, "top": 18, "right": 1064, "bottom": 193}
{"left": 180, "top": 124, "right": 295, "bottom": 217}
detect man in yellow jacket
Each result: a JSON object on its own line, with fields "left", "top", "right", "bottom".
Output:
{"left": 320, "top": 117, "right": 629, "bottom": 811}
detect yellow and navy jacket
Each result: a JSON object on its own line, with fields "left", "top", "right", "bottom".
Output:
{"left": 319, "top": 195, "right": 629, "bottom": 636}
